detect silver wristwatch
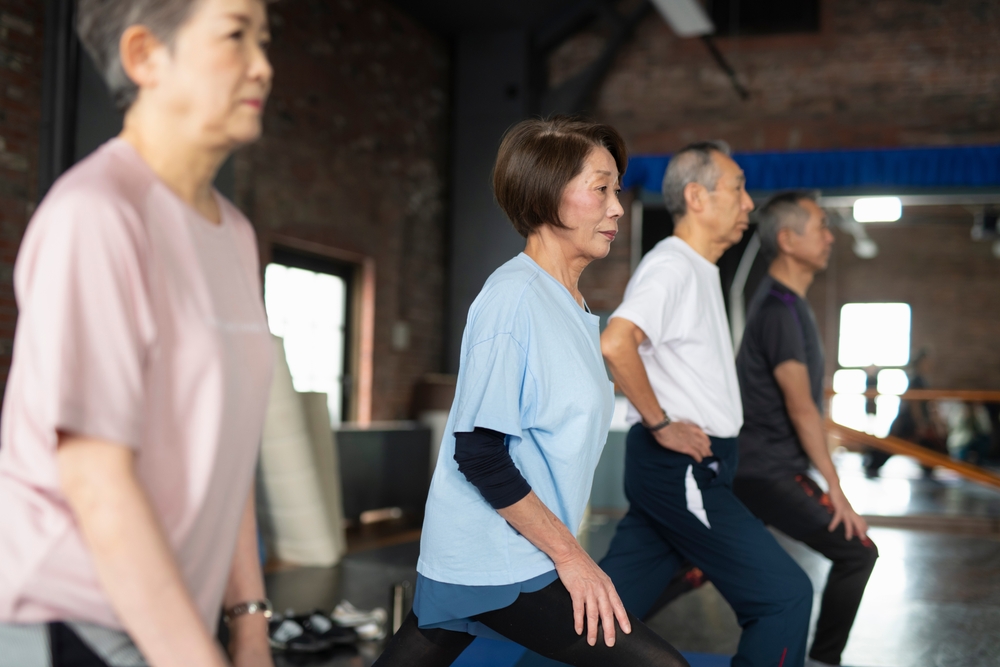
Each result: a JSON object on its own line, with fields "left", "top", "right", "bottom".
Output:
{"left": 223, "top": 599, "right": 274, "bottom": 625}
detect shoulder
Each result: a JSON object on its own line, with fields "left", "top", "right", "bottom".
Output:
{"left": 19, "top": 145, "right": 157, "bottom": 273}
{"left": 218, "top": 196, "right": 259, "bottom": 248}
{"left": 466, "top": 257, "right": 540, "bottom": 345}
{"left": 746, "top": 294, "right": 803, "bottom": 349}
{"left": 750, "top": 292, "right": 796, "bottom": 327}
{"left": 32, "top": 141, "right": 154, "bottom": 242}
{"left": 630, "top": 240, "right": 694, "bottom": 288}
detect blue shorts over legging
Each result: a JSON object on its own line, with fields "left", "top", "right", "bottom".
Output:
{"left": 599, "top": 425, "right": 813, "bottom": 667}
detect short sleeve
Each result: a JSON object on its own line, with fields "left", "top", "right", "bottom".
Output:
{"left": 611, "top": 261, "right": 688, "bottom": 344}
{"left": 14, "top": 190, "right": 155, "bottom": 449}
{"left": 756, "top": 301, "right": 806, "bottom": 371}
{"left": 452, "top": 333, "right": 531, "bottom": 438}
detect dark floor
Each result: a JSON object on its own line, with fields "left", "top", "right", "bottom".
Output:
{"left": 264, "top": 453, "right": 1000, "bottom": 667}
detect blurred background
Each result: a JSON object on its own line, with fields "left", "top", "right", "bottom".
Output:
{"left": 3, "top": 1, "right": 999, "bottom": 665}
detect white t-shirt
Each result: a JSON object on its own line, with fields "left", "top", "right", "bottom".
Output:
{"left": 611, "top": 236, "right": 743, "bottom": 438}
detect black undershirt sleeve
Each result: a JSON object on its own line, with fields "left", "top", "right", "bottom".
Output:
{"left": 453, "top": 427, "right": 532, "bottom": 510}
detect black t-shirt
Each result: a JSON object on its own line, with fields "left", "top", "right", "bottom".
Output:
{"left": 736, "top": 276, "right": 824, "bottom": 479}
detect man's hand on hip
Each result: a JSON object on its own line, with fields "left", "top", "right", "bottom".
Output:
{"left": 652, "top": 422, "right": 713, "bottom": 462}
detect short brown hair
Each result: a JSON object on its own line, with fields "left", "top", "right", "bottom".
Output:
{"left": 493, "top": 116, "right": 628, "bottom": 238}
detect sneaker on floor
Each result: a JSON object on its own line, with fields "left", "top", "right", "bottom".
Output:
{"left": 269, "top": 611, "right": 358, "bottom": 653}
{"left": 268, "top": 616, "right": 332, "bottom": 653}
{"left": 331, "top": 600, "right": 388, "bottom": 629}
{"left": 353, "top": 620, "right": 387, "bottom": 642}
{"left": 295, "top": 610, "right": 359, "bottom": 646}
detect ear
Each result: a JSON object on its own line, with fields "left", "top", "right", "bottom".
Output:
{"left": 775, "top": 226, "right": 797, "bottom": 255}
{"left": 682, "top": 182, "right": 707, "bottom": 215}
{"left": 119, "top": 25, "right": 167, "bottom": 91}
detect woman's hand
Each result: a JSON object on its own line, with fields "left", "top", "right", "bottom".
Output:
{"left": 496, "top": 491, "right": 633, "bottom": 647}
{"left": 552, "top": 546, "right": 632, "bottom": 647}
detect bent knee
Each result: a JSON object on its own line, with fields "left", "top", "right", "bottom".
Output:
{"left": 787, "top": 567, "right": 813, "bottom": 608}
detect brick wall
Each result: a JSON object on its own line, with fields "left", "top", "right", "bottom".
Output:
{"left": 557, "top": 0, "right": 1000, "bottom": 153}
{"left": 0, "top": 2, "right": 43, "bottom": 394}
{"left": 234, "top": 0, "right": 450, "bottom": 420}
{"left": 809, "top": 216, "right": 1000, "bottom": 390}
{"left": 566, "top": 0, "right": 1000, "bottom": 388}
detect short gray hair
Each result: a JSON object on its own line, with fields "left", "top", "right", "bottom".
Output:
{"left": 77, "top": 0, "right": 205, "bottom": 111}
{"left": 756, "top": 189, "right": 820, "bottom": 259}
{"left": 661, "top": 140, "right": 731, "bottom": 219}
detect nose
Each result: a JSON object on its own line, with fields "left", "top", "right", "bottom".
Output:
{"left": 250, "top": 42, "right": 274, "bottom": 89}
{"left": 609, "top": 191, "right": 625, "bottom": 219}
{"left": 742, "top": 189, "right": 755, "bottom": 212}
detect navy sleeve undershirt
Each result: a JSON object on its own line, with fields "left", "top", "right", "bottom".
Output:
{"left": 454, "top": 427, "right": 532, "bottom": 510}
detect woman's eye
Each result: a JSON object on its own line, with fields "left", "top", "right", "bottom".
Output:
{"left": 230, "top": 30, "right": 245, "bottom": 40}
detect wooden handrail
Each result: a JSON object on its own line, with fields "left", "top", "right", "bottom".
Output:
{"left": 824, "top": 388, "right": 1000, "bottom": 402}
{"left": 825, "top": 420, "right": 1000, "bottom": 490}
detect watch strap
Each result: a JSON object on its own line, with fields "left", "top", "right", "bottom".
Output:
{"left": 223, "top": 599, "right": 273, "bottom": 625}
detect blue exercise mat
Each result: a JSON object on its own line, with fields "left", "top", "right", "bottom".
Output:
{"left": 451, "top": 638, "right": 731, "bottom": 667}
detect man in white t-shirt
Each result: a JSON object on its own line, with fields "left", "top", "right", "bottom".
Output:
{"left": 599, "top": 142, "right": 813, "bottom": 667}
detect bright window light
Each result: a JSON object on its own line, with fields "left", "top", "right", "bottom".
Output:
{"left": 853, "top": 197, "right": 902, "bottom": 223}
{"left": 877, "top": 369, "right": 910, "bottom": 396}
{"left": 264, "top": 264, "right": 347, "bottom": 424}
{"left": 831, "top": 394, "right": 870, "bottom": 433}
{"left": 838, "top": 303, "right": 911, "bottom": 368}
{"left": 831, "top": 394, "right": 901, "bottom": 437}
{"left": 832, "top": 369, "right": 868, "bottom": 394}
{"left": 874, "top": 395, "right": 901, "bottom": 438}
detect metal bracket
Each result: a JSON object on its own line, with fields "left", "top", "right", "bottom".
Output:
{"left": 532, "top": 0, "right": 652, "bottom": 116}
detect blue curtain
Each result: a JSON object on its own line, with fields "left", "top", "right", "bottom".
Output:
{"left": 622, "top": 145, "right": 1000, "bottom": 193}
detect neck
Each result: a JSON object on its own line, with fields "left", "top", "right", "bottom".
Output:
{"left": 119, "top": 106, "right": 230, "bottom": 223}
{"left": 768, "top": 254, "right": 816, "bottom": 297}
{"left": 673, "top": 218, "right": 728, "bottom": 263}
{"left": 523, "top": 230, "right": 590, "bottom": 307}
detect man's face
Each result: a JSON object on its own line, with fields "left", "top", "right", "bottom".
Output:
{"left": 702, "top": 152, "right": 755, "bottom": 249}
{"left": 780, "top": 199, "right": 835, "bottom": 271}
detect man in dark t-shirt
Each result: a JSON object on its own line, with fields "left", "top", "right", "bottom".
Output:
{"left": 735, "top": 191, "right": 878, "bottom": 667}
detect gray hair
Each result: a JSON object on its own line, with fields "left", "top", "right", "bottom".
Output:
{"left": 77, "top": 0, "right": 205, "bottom": 111}
{"left": 661, "top": 140, "right": 732, "bottom": 219}
{"left": 756, "top": 189, "right": 820, "bottom": 259}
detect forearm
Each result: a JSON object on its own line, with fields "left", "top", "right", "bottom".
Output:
{"left": 58, "top": 439, "right": 226, "bottom": 667}
{"left": 497, "top": 491, "right": 582, "bottom": 565}
{"left": 223, "top": 491, "right": 271, "bottom": 659}
{"left": 789, "top": 406, "right": 841, "bottom": 491}
{"left": 224, "top": 491, "right": 266, "bottom": 607}
{"left": 603, "top": 341, "right": 663, "bottom": 426}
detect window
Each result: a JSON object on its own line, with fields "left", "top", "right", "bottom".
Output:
{"left": 264, "top": 248, "right": 354, "bottom": 424}
{"left": 838, "top": 303, "right": 911, "bottom": 368}
{"left": 709, "top": 0, "right": 820, "bottom": 36}
{"left": 831, "top": 303, "right": 911, "bottom": 437}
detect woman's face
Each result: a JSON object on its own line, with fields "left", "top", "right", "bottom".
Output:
{"left": 149, "top": 0, "right": 272, "bottom": 148}
{"left": 554, "top": 147, "right": 624, "bottom": 261}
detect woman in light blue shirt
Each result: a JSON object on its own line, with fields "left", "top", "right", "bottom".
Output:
{"left": 374, "top": 118, "right": 688, "bottom": 667}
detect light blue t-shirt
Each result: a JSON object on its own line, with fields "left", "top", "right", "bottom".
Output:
{"left": 417, "top": 253, "right": 615, "bottom": 587}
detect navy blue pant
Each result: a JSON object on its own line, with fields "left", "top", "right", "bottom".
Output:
{"left": 599, "top": 425, "right": 812, "bottom": 667}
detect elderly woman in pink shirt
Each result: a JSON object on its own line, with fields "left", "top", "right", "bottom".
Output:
{"left": 0, "top": 1, "right": 275, "bottom": 666}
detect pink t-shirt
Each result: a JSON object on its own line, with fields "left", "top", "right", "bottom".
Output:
{"left": 0, "top": 139, "right": 274, "bottom": 631}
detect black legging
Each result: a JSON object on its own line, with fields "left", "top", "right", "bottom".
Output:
{"left": 373, "top": 579, "right": 689, "bottom": 667}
